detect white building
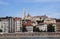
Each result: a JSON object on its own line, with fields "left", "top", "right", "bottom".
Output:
{"left": 44, "top": 18, "right": 56, "bottom": 31}
{"left": 0, "top": 18, "right": 9, "bottom": 33}
{"left": 14, "top": 17, "right": 22, "bottom": 32}
{"left": 0, "top": 17, "right": 16, "bottom": 33}
{"left": 37, "top": 24, "right": 47, "bottom": 31}
{"left": 44, "top": 18, "right": 56, "bottom": 24}
{"left": 26, "top": 26, "right": 33, "bottom": 32}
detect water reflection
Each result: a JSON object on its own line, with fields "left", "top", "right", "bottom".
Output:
{"left": 0, "top": 37, "right": 60, "bottom": 39}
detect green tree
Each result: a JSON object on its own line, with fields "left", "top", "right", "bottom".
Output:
{"left": 36, "top": 20, "right": 44, "bottom": 24}
{"left": 22, "top": 25, "right": 27, "bottom": 32}
{"left": 36, "top": 27, "right": 40, "bottom": 32}
{"left": 47, "top": 24, "right": 55, "bottom": 32}
{"left": 0, "top": 29, "right": 2, "bottom": 32}
{"left": 33, "top": 26, "right": 37, "bottom": 32}
{"left": 33, "top": 26, "right": 40, "bottom": 32}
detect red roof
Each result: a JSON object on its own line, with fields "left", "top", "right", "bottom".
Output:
{"left": 23, "top": 21, "right": 33, "bottom": 26}
{"left": 14, "top": 17, "right": 22, "bottom": 21}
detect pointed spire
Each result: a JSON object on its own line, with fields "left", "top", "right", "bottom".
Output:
{"left": 27, "top": 13, "right": 30, "bottom": 17}
{"left": 22, "top": 8, "right": 26, "bottom": 19}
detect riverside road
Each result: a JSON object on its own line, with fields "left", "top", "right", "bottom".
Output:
{"left": 0, "top": 32, "right": 60, "bottom": 37}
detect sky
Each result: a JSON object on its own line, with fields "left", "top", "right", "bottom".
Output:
{"left": 0, "top": 0, "right": 60, "bottom": 18}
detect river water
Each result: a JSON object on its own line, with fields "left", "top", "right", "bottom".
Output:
{"left": 0, "top": 37, "right": 60, "bottom": 39}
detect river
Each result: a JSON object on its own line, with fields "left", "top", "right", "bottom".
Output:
{"left": 0, "top": 37, "right": 60, "bottom": 39}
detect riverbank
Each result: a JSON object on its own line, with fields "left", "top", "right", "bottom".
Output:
{"left": 0, "top": 32, "right": 60, "bottom": 38}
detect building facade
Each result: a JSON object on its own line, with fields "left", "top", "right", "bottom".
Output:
{"left": 14, "top": 17, "right": 22, "bottom": 32}
{"left": 32, "top": 15, "right": 48, "bottom": 31}
{"left": 44, "top": 18, "right": 56, "bottom": 31}
{"left": 56, "top": 19, "right": 60, "bottom": 32}
{"left": 0, "top": 16, "right": 15, "bottom": 33}
{"left": 0, "top": 17, "right": 9, "bottom": 33}
{"left": 8, "top": 17, "right": 15, "bottom": 33}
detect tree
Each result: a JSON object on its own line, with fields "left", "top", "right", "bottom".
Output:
{"left": 22, "top": 25, "right": 27, "bottom": 32}
{"left": 36, "top": 27, "right": 40, "bottom": 32}
{"left": 36, "top": 20, "right": 44, "bottom": 24}
{"left": 0, "top": 29, "right": 2, "bottom": 32}
{"left": 47, "top": 24, "right": 55, "bottom": 32}
{"left": 33, "top": 26, "right": 37, "bottom": 32}
{"left": 33, "top": 26, "right": 40, "bottom": 32}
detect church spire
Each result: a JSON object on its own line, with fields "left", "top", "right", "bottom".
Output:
{"left": 27, "top": 13, "right": 30, "bottom": 17}
{"left": 22, "top": 8, "right": 26, "bottom": 19}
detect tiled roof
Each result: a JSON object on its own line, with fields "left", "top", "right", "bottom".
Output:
{"left": 23, "top": 22, "right": 32, "bottom": 26}
{"left": 14, "top": 17, "right": 22, "bottom": 20}
{"left": 23, "top": 20, "right": 33, "bottom": 26}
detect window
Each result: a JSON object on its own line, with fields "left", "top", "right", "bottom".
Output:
{"left": 1, "top": 26, "right": 3, "bottom": 28}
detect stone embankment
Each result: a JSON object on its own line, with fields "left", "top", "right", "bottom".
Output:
{"left": 0, "top": 32, "right": 60, "bottom": 37}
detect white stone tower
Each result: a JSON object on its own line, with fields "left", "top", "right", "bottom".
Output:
{"left": 22, "top": 8, "right": 26, "bottom": 19}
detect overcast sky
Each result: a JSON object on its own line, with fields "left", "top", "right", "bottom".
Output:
{"left": 0, "top": 0, "right": 60, "bottom": 18}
